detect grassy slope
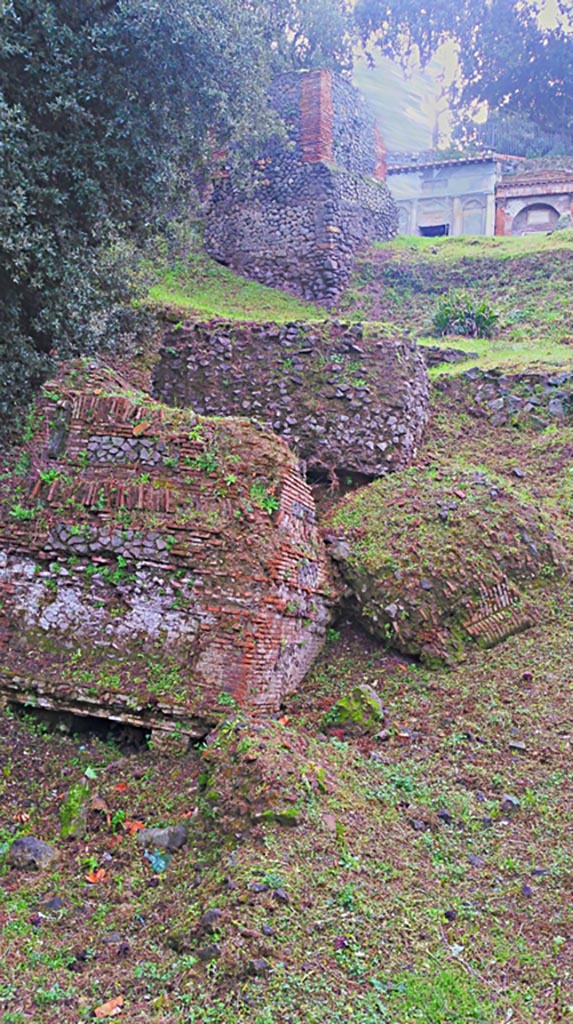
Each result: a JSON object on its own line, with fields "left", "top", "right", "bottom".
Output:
{"left": 342, "top": 231, "right": 573, "bottom": 376}
{"left": 147, "top": 253, "right": 327, "bottom": 322}
{"left": 2, "top": 235, "right": 573, "bottom": 1024}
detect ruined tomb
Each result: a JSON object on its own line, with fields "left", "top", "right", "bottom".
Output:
{"left": 0, "top": 364, "right": 335, "bottom": 746}
{"left": 204, "top": 70, "right": 398, "bottom": 305}
{"left": 153, "top": 319, "right": 430, "bottom": 485}
{"left": 327, "top": 462, "right": 564, "bottom": 665}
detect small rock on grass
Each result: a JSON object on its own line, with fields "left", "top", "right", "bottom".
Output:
{"left": 249, "top": 958, "right": 271, "bottom": 976}
{"left": 136, "top": 825, "right": 188, "bottom": 852}
{"left": 500, "top": 794, "right": 520, "bottom": 814}
{"left": 200, "top": 909, "right": 222, "bottom": 934}
{"left": 437, "top": 809, "right": 452, "bottom": 825}
{"left": 197, "top": 944, "right": 221, "bottom": 962}
{"left": 6, "top": 837, "right": 58, "bottom": 871}
{"left": 323, "top": 683, "right": 386, "bottom": 736}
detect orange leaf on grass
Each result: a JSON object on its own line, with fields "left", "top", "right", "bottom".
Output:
{"left": 94, "top": 995, "right": 124, "bottom": 1018}
{"left": 85, "top": 868, "right": 108, "bottom": 884}
{"left": 123, "top": 819, "right": 145, "bottom": 836}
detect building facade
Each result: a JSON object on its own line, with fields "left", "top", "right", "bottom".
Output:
{"left": 495, "top": 169, "right": 573, "bottom": 235}
{"left": 388, "top": 156, "right": 573, "bottom": 237}
{"left": 387, "top": 156, "right": 498, "bottom": 237}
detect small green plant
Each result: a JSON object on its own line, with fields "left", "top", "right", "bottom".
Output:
{"left": 9, "top": 503, "right": 40, "bottom": 522}
{"left": 433, "top": 291, "right": 498, "bottom": 338}
{"left": 216, "top": 691, "right": 237, "bottom": 707}
{"left": 191, "top": 449, "right": 219, "bottom": 473}
{"left": 38, "top": 467, "right": 60, "bottom": 485}
{"left": 13, "top": 452, "right": 31, "bottom": 476}
{"left": 250, "top": 480, "right": 280, "bottom": 514}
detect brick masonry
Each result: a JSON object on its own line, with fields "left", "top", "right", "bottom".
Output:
{"left": 0, "top": 364, "right": 336, "bottom": 740}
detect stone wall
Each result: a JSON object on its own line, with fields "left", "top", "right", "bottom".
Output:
{"left": 204, "top": 70, "right": 397, "bottom": 305}
{"left": 0, "top": 364, "right": 335, "bottom": 743}
{"left": 153, "top": 319, "right": 430, "bottom": 483}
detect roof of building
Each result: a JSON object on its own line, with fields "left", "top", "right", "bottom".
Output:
{"left": 387, "top": 153, "right": 497, "bottom": 174}
{"left": 499, "top": 168, "right": 573, "bottom": 187}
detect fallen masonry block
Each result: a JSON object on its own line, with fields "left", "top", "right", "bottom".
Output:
{"left": 153, "top": 318, "right": 429, "bottom": 486}
{"left": 0, "top": 362, "right": 336, "bottom": 744}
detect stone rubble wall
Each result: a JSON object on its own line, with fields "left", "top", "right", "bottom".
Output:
{"left": 204, "top": 71, "right": 397, "bottom": 305}
{"left": 153, "top": 319, "right": 430, "bottom": 481}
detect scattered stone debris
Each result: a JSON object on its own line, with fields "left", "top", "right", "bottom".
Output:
{"left": 6, "top": 837, "right": 58, "bottom": 871}
{"left": 136, "top": 825, "right": 189, "bottom": 853}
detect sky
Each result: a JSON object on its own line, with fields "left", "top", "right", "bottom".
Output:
{"left": 354, "top": 50, "right": 455, "bottom": 152}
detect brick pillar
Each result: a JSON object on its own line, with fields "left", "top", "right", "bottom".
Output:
{"left": 495, "top": 203, "right": 506, "bottom": 236}
{"left": 374, "top": 124, "right": 387, "bottom": 181}
{"left": 300, "top": 70, "right": 334, "bottom": 164}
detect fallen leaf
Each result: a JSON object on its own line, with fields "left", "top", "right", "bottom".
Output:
{"left": 115, "top": 783, "right": 128, "bottom": 793}
{"left": 85, "top": 868, "right": 108, "bottom": 884}
{"left": 90, "top": 795, "right": 111, "bottom": 827}
{"left": 123, "top": 819, "right": 145, "bottom": 836}
{"left": 94, "top": 995, "right": 124, "bottom": 1018}
{"left": 132, "top": 421, "right": 150, "bottom": 436}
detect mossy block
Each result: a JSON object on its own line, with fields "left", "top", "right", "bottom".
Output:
{"left": 59, "top": 780, "right": 91, "bottom": 840}
{"left": 263, "top": 806, "right": 302, "bottom": 827}
{"left": 323, "top": 683, "right": 385, "bottom": 736}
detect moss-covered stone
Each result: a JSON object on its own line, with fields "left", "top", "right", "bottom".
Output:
{"left": 323, "top": 683, "right": 386, "bottom": 735}
{"left": 328, "top": 460, "right": 565, "bottom": 664}
{"left": 59, "top": 781, "right": 90, "bottom": 840}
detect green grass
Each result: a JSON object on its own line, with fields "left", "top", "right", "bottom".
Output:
{"left": 147, "top": 253, "right": 327, "bottom": 322}
{"left": 378, "top": 229, "right": 573, "bottom": 261}
{"left": 4, "top": 229, "right": 573, "bottom": 1023}
{"left": 347, "top": 230, "right": 573, "bottom": 376}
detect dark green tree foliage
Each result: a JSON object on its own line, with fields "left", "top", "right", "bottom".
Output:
{"left": 0, "top": 0, "right": 280, "bottom": 422}
{"left": 354, "top": 0, "right": 573, "bottom": 149}
{"left": 255, "top": 0, "right": 355, "bottom": 72}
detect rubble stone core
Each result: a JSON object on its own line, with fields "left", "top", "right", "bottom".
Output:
{"left": 204, "top": 70, "right": 398, "bottom": 305}
{"left": 153, "top": 319, "right": 430, "bottom": 484}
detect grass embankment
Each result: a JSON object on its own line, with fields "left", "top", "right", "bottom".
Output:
{"left": 2, "top": 233, "right": 573, "bottom": 1023}
{"left": 342, "top": 230, "right": 573, "bottom": 376}
{"left": 147, "top": 253, "right": 327, "bottom": 322}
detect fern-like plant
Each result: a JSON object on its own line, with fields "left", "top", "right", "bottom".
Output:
{"left": 433, "top": 292, "right": 498, "bottom": 338}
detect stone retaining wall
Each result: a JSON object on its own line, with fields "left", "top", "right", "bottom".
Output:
{"left": 153, "top": 319, "right": 430, "bottom": 483}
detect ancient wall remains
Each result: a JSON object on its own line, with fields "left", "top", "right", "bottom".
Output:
{"left": 204, "top": 71, "right": 398, "bottom": 305}
{"left": 153, "top": 319, "right": 430, "bottom": 483}
{"left": 0, "top": 364, "right": 335, "bottom": 743}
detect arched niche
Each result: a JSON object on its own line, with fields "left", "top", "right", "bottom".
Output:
{"left": 512, "top": 203, "right": 560, "bottom": 235}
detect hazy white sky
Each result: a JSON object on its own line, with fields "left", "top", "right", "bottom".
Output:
{"left": 353, "top": 0, "right": 570, "bottom": 152}
{"left": 354, "top": 50, "right": 455, "bottom": 152}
